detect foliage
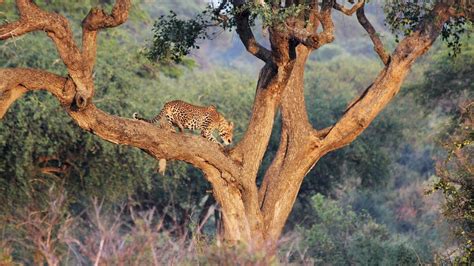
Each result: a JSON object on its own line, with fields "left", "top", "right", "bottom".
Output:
{"left": 244, "top": 2, "right": 306, "bottom": 29}
{"left": 384, "top": 0, "right": 435, "bottom": 39}
{"left": 384, "top": 0, "right": 472, "bottom": 56}
{"left": 406, "top": 37, "right": 473, "bottom": 263}
{"left": 409, "top": 42, "right": 474, "bottom": 116}
{"left": 300, "top": 194, "right": 423, "bottom": 265}
{"left": 427, "top": 103, "right": 473, "bottom": 264}
{"left": 442, "top": 17, "right": 471, "bottom": 57}
{"left": 0, "top": 184, "right": 278, "bottom": 265}
{"left": 145, "top": 2, "right": 313, "bottom": 64}
{"left": 146, "top": 10, "right": 209, "bottom": 63}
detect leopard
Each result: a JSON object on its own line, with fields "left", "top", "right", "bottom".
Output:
{"left": 132, "top": 100, "right": 234, "bottom": 146}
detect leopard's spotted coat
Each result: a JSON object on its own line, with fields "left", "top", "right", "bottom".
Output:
{"left": 133, "top": 100, "right": 234, "bottom": 145}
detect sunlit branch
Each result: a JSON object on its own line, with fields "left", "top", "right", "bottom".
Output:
{"left": 320, "top": 2, "right": 455, "bottom": 152}
{"left": 0, "top": 68, "right": 243, "bottom": 187}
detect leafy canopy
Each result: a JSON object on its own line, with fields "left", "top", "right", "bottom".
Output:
{"left": 147, "top": 0, "right": 473, "bottom": 63}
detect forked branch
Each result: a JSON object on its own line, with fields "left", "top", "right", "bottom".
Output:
{"left": 320, "top": 3, "right": 457, "bottom": 152}
{"left": 289, "top": 0, "right": 335, "bottom": 49}
{"left": 0, "top": 0, "right": 82, "bottom": 65}
{"left": 332, "top": 1, "right": 389, "bottom": 65}
{"left": 0, "top": 0, "right": 131, "bottom": 109}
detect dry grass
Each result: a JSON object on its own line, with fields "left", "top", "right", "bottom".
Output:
{"left": 0, "top": 185, "right": 313, "bottom": 265}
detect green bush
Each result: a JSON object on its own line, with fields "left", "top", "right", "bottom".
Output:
{"left": 301, "top": 194, "right": 423, "bottom": 265}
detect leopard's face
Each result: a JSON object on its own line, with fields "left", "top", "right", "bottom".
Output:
{"left": 220, "top": 121, "right": 234, "bottom": 145}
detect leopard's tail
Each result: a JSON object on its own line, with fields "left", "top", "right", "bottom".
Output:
{"left": 132, "top": 112, "right": 162, "bottom": 124}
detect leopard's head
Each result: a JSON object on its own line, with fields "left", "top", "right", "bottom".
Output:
{"left": 219, "top": 121, "right": 234, "bottom": 145}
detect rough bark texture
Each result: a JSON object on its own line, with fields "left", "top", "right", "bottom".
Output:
{"left": 0, "top": 0, "right": 469, "bottom": 251}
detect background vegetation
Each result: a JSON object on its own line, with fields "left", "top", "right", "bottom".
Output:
{"left": 0, "top": 0, "right": 472, "bottom": 264}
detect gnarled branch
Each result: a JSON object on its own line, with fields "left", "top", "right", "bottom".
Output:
{"left": 234, "top": 10, "right": 272, "bottom": 62}
{"left": 0, "top": 0, "right": 131, "bottom": 110}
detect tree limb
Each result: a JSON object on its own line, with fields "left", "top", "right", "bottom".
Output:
{"left": 1, "top": 1, "right": 132, "bottom": 110}
{"left": 232, "top": 1, "right": 272, "bottom": 62}
{"left": 81, "top": 0, "right": 131, "bottom": 72}
{"left": 0, "top": 68, "right": 242, "bottom": 185}
{"left": 355, "top": 3, "right": 390, "bottom": 65}
{"left": 320, "top": 2, "right": 455, "bottom": 152}
{"left": 258, "top": 125, "right": 287, "bottom": 207}
{"left": 82, "top": 0, "right": 131, "bottom": 31}
{"left": 1, "top": 0, "right": 90, "bottom": 108}
{"left": 0, "top": 0, "right": 82, "bottom": 65}
{"left": 306, "top": 0, "right": 320, "bottom": 32}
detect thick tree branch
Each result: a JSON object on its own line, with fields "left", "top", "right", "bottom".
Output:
{"left": 355, "top": 3, "right": 390, "bottom": 65}
{"left": 305, "top": 0, "right": 320, "bottom": 33}
{"left": 259, "top": 46, "right": 321, "bottom": 240}
{"left": 0, "top": 0, "right": 43, "bottom": 39}
{"left": 1, "top": 1, "right": 132, "bottom": 110}
{"left": 234, "top": 9, "right": 272, "bottom": 63}
{"left": 82, "top": 0, "right": 131, "bottom": 31}
{"left": 227, "top": 63, "right": 293, "bottom": 241}
{"left": 0, "top": 68, "right": 242, "bottom": 185}
{"left": 230, "top": 62, "right": 290, "bottom": 179}
{"left": 320, "top": 3, "right": 456, "bottom": 152}
{"left": 1, "top": 0, "right": 89, "bottom": 108}
{"left": 0, "top": 0, "right": 82, "bottom": 65}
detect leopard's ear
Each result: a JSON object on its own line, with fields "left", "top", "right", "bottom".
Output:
{"left": 208, "top": 105, "right": 216, "bottom": 111}
{"left": 229, "top": 121, "right": 234, "bottom": 128}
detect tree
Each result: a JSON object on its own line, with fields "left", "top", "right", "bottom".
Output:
{"left": 0, "top": 0, "right": 472, "bottom": 249}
